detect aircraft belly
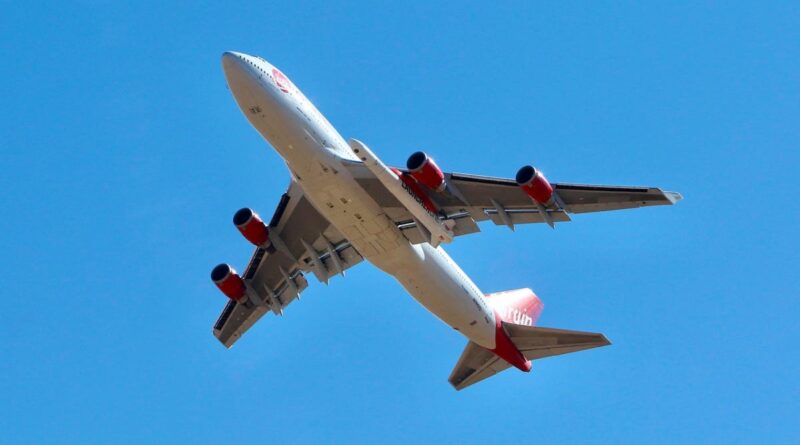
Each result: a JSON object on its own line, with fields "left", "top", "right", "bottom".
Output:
{"left": 294, "top": 153, "right": 405, "bottom": 258}
{"left": 286, "top": 152, "right": 494, "bottom": 347}
{"left": 244, "top": 79, "right": 495, "bottom": 349}
{"left": 393, "top": 244, "right": 496, "bottom": 349}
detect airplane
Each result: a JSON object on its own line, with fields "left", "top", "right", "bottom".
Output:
{"left": 212, "top": 51, "right": 682, "bottom": 390}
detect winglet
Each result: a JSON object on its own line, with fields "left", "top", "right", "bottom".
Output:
{"left": 664, "top": 191, "right": 683, "bottom": 204}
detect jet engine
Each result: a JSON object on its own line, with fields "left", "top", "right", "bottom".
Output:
{"left": 515, "top": 165, "right": 554, "bottom": 206}
{"left": 211, "top": 263, "right": 247, "bottom": 302}
{"left": 233, "top": 207, "right": 270, "bottom": 247}
{"left": 406, "top": 151, "right": 446, "bottom": 192}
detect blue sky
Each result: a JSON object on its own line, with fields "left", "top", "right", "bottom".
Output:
{"left": 2, "top": 1, "right": 798, "bottom": 443}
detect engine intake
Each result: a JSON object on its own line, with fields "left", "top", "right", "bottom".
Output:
{"left": 211, "top": 263, "right": 247, "bottom": 302}
{"left": 233, "top": 208, "right": 270, "bottom": 247}
{"left": 516, "top": 165, "right": 554, "bottom": 206}
{"left": 406, "top": 151, "right": 446, "bottom": 192}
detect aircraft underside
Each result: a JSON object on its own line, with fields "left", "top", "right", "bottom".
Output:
{"left": 209, "top": 51, "right": 681, "bottom": 389}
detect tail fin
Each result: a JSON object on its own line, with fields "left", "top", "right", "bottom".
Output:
{"left": 484, "top": 288, "right": 544, "bottom": 326}
{"left": 449, "top": 288, "right": 609, "bottom": 390}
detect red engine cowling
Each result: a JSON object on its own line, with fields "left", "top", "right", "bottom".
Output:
{"left": 406, "top": 151, "right": 446, "bottom": 192}
{"left": 516, "top": 165, "right": 554, "bottom": 206}
{"left": 211, "top": 263, "right": 246, "bottom": 302}
{"left": 233, "top": 208, "right": 269, "bottom": 247}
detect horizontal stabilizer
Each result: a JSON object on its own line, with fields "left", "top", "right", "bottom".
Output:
{"left": 502, "top": 323, "right": 611, "bottom": 361}
{"left": 448, "top": 323, "right": 610, "bottom": 391}
{"left": 448, "top": 342, "right": 513, "bottom": 390}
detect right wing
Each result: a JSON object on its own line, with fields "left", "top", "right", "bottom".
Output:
{"left": 213, "top": 180, "right": 363, "bottom": 348}
{"left": 346, "top": 160, "right": 681, "bottom": 240}
{"left": 448, "top": 323, "right": 610, "bottom": 391}
{"left": 444, "top": 173, "right": 682, "bottom": 225}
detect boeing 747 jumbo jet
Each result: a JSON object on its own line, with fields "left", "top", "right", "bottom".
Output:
{"left": 211, "top": 51, "right": 681, "bottom": 390}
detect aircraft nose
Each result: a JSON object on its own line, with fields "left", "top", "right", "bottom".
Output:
{"left": 222, "top": 51, "right": 257, "bottom": 99}
{"left": 221, "top": 51, "right": 255, "bottom": 83}
{"left": 221, "top": 51, "right": 264, "bottom": 81}
{"left": 221, "top": 51, "right": 244, "bottom": 69}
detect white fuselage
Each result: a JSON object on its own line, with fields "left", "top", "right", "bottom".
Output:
{"left": 222, "top": 52, "right": 497, "bottom": 349}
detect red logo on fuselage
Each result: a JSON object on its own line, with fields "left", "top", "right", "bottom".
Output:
{"left": 485, "top": 288, "right": 543, "bottom": 326}
{"left": 272, "top": 68, "right": 292, "bottom": 93}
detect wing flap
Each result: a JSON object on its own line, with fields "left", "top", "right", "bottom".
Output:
{"left": 398, "top": 212, "right": 481, "bottom": 245}
{"left": 484, "top": 207, "right": 571, "bottom": 226}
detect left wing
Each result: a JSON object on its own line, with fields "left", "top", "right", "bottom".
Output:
{"left": 213, "top": 180, "right": 362, "bottom": 347}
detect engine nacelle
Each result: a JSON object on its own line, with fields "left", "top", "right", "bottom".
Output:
{"left": 406, "top": 151, "right": 446, "bottom": 192}
{"left": 233, "top": 208, "right": 270, "bottom": 247}
{"left": 516, "top": 165, "right": 554, "bottom": 206}
{"left": 211, "top": 263, "right": 246, "bottom": 302}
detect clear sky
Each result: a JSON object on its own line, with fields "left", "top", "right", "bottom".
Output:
{"left": 2, "top": 2, "right": 798, "bottom": 444}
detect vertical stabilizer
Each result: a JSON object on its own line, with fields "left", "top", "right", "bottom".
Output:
{"left": 484, "top": 288, "right": 544, "bottom": 326}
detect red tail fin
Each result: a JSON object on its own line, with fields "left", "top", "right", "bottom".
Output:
{"left": 485, "top": 288, "right": 544, "bottom": 326}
